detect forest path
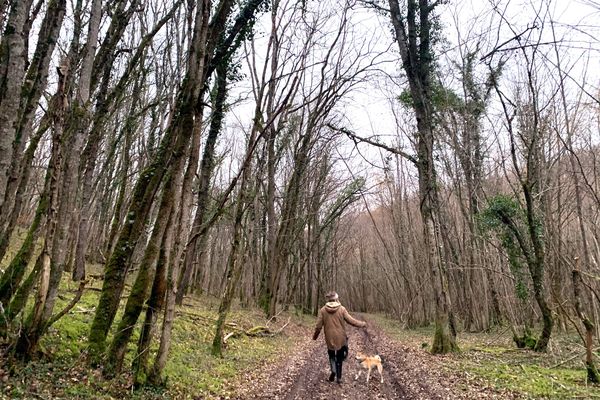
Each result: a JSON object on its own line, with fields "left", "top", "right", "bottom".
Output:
{"left": 230, "top": 315, "right": 475, "bottom": 400}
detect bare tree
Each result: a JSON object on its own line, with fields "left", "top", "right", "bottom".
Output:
{"left": 387, "top": 0, "right": 458, "bottom": 353}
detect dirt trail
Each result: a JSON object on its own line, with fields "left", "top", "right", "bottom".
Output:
{"left": 235, "top": 321, "right": 405, "bottom": 399}
{"left": 230, "top": 315, "right": 509, "bottom": 400}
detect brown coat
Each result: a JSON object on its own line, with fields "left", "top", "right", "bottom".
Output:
{"left": 312, "top": 301, "right": 366, "bottom": 350}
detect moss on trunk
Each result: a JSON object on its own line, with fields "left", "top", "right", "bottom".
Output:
{"left": 587, "top": 361, "right": 600, "bottom": 384}
{"left": 431, "top": 320, "right": 459, "bottom": 354}
{"left": 87, "top": 142, "right": 172, "bottom": 364}
{"left": 4, "top": 250, "right": 44, "bottom": 323}
{"left": 0, "top": 196, "right": 46, "bottom": 306}
{"left": 513, "top": 330, "right": 537, "bottom": 350}
{"left": 106, "top": 164, "right": 179, "bottom": 375}
{"left": 133, "top": 243, "right": 168, "bottom": 386}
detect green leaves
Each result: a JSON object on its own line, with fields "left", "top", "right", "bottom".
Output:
{"left": 478, "top": 195, "right": 522, "bottom": 231}
{"left": 397, "top": 82, "right": 463, "bottom": 112}
{"left": 479, "top": 195, "right": 530, "bottom": 300}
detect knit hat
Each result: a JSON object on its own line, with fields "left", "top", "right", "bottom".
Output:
{"left": 325, "top": 291, "right": 339, "bottom": 301}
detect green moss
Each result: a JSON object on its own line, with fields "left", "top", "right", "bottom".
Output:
{"left": 432, "top": 321, "right": 459, "bottom": 354}
{"left": 587, "top": 361, "right": 600, "bottom": 384}
{"left": 467, "top": 362, "right": 596, "bottom": 398}
{"left": 369, "top": 313, "right": 600, "bottom": 399}
{"left": 162, "top": 305, "right": 295, "bottom": 399}
{"left": 2, "top": 274, "right": 305, "bottom": 399}
{"left": 514, "top": 331, "right": 538, "bottom": 350}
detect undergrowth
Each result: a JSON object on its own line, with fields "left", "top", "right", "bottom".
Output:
{"left": 371, "top": 314, "right": 600, "bottom": 399}
{"left": 0, "top": 279, "right": 299, "bottom": 400}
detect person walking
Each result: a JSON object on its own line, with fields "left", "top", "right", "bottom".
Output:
{"left": 312, "top": 291, "right": 366, "bottom": 384}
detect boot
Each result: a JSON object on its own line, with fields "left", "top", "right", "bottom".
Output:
{"left": 328, "top": 356, "right": 336, "bottom": 382}
{"left": 335, "top": 362, "right": 343, "bottom": 384}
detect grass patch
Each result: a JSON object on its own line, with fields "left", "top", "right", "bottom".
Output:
{"left": 1, "top": 276, "right": 307, "bottom": 399}
{"left": 468, "top": 361, "right": 594, "bottom": 399}
{"left": 370, "top": 314, "right": 600, "bottom": 399}
{"left": 163, "top": 299, "right": 296, "bottom": 399}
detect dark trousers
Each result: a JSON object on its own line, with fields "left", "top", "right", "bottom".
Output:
{"left": 327, "top": 345, "right": 348, "bottom": 380}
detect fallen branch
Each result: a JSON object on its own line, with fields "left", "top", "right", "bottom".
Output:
{"left": 246, "top": 326, "right": 271, "bottom": 336}
{"left": 266, "top": 309, "right": 284, "bottom": 326}
{"left": 223, "top": 319, "right": 292, "bottom": 347}
{"left": 275, "top": 317, "right": 291, "bottom": 334}
{"left": 551, "top": 351, "right": 585, "bottom": 369}
{"left": 73, "top": 306, "right": 95, "bottom": 314}
{"left": 175, "top": 311, "right": 213, "bottom": 324}
{"left": 223, "top": 332, "right": 236, "bottom": 344}
{"left": 46, "top": 280, "right": 88, "bottom": 329}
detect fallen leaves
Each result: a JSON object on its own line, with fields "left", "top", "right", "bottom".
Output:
{"left": 223, "top": 316, "right": 525, "bottom": 400}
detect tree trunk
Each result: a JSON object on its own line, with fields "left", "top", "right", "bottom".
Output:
{"left": 0, "top": 0, "right": 9, "bottom": 29}
{"left": 388, "top": 0, "right": 457, "bottom": 353}
{"left": 175, "top": 79, "right": 222, "bottom": 304}
{"left": 105, "top": 130, "right": 132, "bottom": 257}
{"left": 147, "top": 236, "right": 182, "bottom": 385}
{"left": 523, "top": 187, "right": 553, "bottom": 351}
{"left": 89, "top": 100, "right": 190, "bottom": 362}
{"left": 14, "top": 60, "right": 70, "bottom": 357}
{"left": 0, "top": 189, "right": 47, "bottom": 309}
{"left": 0, "top": 0, "right": 67, "bottom": 249}
{"left": 0, "top": 119, "right": 48, "bottom": 262}
{"left": 71, "top": 0, "right": 103, "bottom": 281}
{"left": 139, "top": 0, "right": 251, "bottom": 381}
{"left": 211, "top": 186, "right": 248, "bottom": 356}
{"left": 133, "top": 214, "right": 173, "bottom": 385}
{"left": 572, "top": 260, "right": 600, "bottom": 383}
{"left": 105, "top": 162, "right": 184, "bottom": 375}
{"left": 0, "top": 0, "right": 34, "bottom": 206}
{"left": 211, "top": 62, "right": 257, "bottom": 356}
{"left": 86, "top": 0, "right": 200, "bottom": 353}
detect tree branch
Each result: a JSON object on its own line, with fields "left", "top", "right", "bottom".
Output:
{"left": 326, "top": 123, "right": 417, "bottom": 164}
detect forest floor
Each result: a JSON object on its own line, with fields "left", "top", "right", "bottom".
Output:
{"left": 230, "top": 314, "right": 519, "bottom": 400}
{"left": 2, "top": 285, "right": 600, "bottom": 399}
{"left": 232, "top": 313, "right": 600, "bottom": 400}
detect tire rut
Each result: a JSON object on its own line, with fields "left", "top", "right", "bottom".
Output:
{"left": 355, "top": 322, "right": 411, "bottom": 399}
{"left": 235, "top": 316, "right": 519, "bottom": 400}
{"left": 242, "top": 317, "right": 416, "bottom": 399}
{"left": 282, "top": 340, "right": 323, "bottom": 400}
{"left": 357, "top": 316, "right": 443, "bottom": 400}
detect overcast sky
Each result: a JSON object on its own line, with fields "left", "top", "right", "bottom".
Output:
{"left": 223, "top": 0, "right": 600, "bottom": 191}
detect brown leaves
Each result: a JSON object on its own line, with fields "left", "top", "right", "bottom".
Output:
{"left": 225, "top": 317, "right": 523, "bottom": 400}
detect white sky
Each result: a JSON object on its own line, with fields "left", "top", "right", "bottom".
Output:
{"left": 223, "top": 0, "right": 600, "bottom": 196}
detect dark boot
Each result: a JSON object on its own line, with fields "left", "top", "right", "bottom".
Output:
{"left": 328, "top": 352, "right": 336, "bottom": 382}
{"left": 335, "top": 362, "right": 343, "bottom": 384}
